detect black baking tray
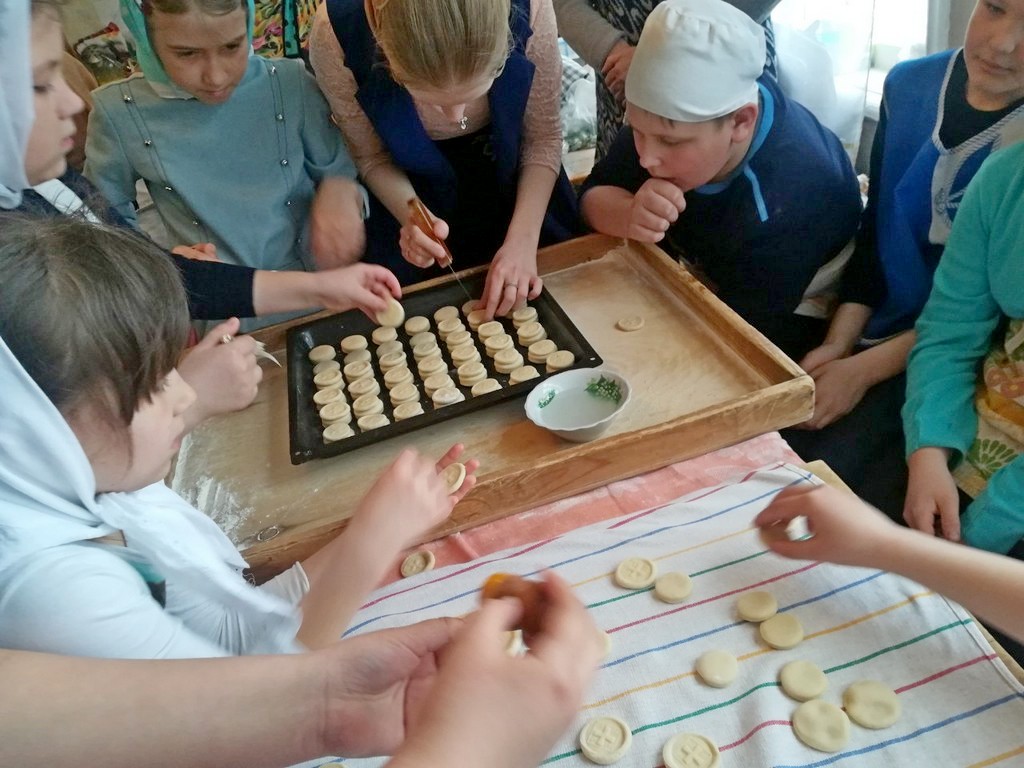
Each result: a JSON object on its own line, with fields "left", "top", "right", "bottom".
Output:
{"left": 286, "top": 272, "right": 602, "bottom": 464}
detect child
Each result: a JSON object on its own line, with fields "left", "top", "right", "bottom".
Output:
{"left": 901, "top": 142, "right": 1024, "bottom": 555}
{"left": 756, "top": 484, "right": 1024, "bottom": 650}
{"left": 784, "top": 0, "right": 1024, "bottom": 519}
{"left": 85, "top": 0, "right": 368, "bottom": 330}
{"left": 0, "top": 215, "right": 479, "bottom": 657}
{"left": 579, "top": 0, "right": 861, "bottom": 362}
{"left": 309, "top": 0, "right": 580, "bottom": 318}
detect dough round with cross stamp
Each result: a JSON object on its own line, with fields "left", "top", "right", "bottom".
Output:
{"left": 471, "top": 378, "right": 502, "bottom": 396}
{"left": 662, "top": 732, "right": 721, "bottom": 768}
{"left": 352, "top": 394, "right": 384, "bottom": 418}
{"left": 517, "top": 321, "right": 547, "bottom": 346}
{"left": 412, "top": 340, "right": 441, "bottom": 361}
{"left": 383, "top": 365, "right": 413, "bottom": 389}
{"left": 843, "top": 680, "right": 901, "bottom": 729}
{"left": 343, "top": 360, "right": 374, "bottom": 383}
{"left": 400, "top": 549, "right": 436, "bottom": 578}
{"left": 614, "top": 557, "right": 657, "bottom": 590}
{"left": 418, "top": 356, "right": 448, "bottom": 379}
{"left": 375, "top": 297, "right": 405, "bottom": 328}
{"left": 654, "top": 572, "right": 693, "bottom": 603}
{"left": 347, "top": 376, "right": 380, "bottom": 400}
{"left": 528, "top": 338, "right": 557, "bottom": 364}
{"left": 546, "top": 349, "right": 575, "bottom": 372}
{"left": 433, "top": 305, "right": 460, "bottom": 324}
{"left": 371, "top": 326, "right": 398, "bottom": 345}
{"left": 437, "top": 317, "right": 465, "bottom": 340}
{"left": 458, "top": 361, "right": 488, "bottom": 387}
{"left": 379, "top": 351, "right": 409, "bottom": 372}
{"left": 356, "top": 413, "right": 389, "bottom": 430}
{"left": 313, "top": 386, "right": 345, "bottom": 410}
{"left": 509, "top": 365, "right": 540, "bottom": 384}
{"left": 375, "top": 340, "right": 404, "bottom": 359}
{"left": 393, "top": 401, "right": 424, "bottom": 420}
{"left": 579, "top": 716, "right": 633, "bottom": 765}
{"left": 308, "top": 344, "right": 336, "bottom": 364}
{"left": 432, "top": 386, "right": 465, "bottom": 407}
{"left": 466, "top": 308, "right": 489, "bottom": 331}
{"left": 408, "top": 331, "right": 435, "bottom": 349}
{"left": 424, "top": 373, "right": 455, "bottom": 397}
{"left": 340, "top": 334, "right": 368, "bottom": 354}
{"left": 323, "top": 422, "right": 355, "bottom": 443}
{"left": 695, "top": 650, "right": 738, "bottom": 688}
{"left": 792, "top": 700, "right": 850, "bottom": 753}
{"left": 779, "top": 660, "right": 828, "bottom": 702}
{"left": 512, "top": 305, "right": 538, "bottom": 328}
{"left": 343, "top": 349, "right": 372, "bottom": 366}
{"left": 451, "top": 343, "right": 481, "bottom": 366}
{"left": 314, "top": 369, "right": 343, "bottom": 391}
{"left": 477, "top": 320, "right": 504, "bottom": 340}
{"left": 319, "top": 401, "right": 352, "bottom": 426}
{"left": 404, "top": 315, "right": 430, "bottom": 335}
{"left": 484, "top": 333, "right": 514, "bottom": 358}
{"left": 389, "top": 382, "right": 420, "bottom": 406}
{"left": 616, "top": 315, "right": 645, "bottom": 332}
{"left": 312, "top": 359, "right": 341, "bottom": 376}
{"left": 445, "top": 329, "right": 473, "bottom": 350}
{"left": 759, "top": 613, "right": 805, "bottom": 650}
{"left": 441, "top": 462, "right": 467, "bottom": 494}
{"left": 737, "top": 590, "right": 778, "bottom": 622}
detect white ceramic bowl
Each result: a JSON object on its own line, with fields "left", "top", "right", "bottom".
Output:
{"left": 525, "top": 368, "right": 631, "bottom": 442}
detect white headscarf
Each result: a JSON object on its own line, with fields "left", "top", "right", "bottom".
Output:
{"left": 0, "top": 1, "right": 32, "bottom": 208}
{"left": 0, "top": 334, "right": 301, "bottom": 654}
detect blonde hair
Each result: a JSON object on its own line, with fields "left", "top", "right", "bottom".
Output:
{"left": 369, "top": 0, "right": 512, "bottom": 88}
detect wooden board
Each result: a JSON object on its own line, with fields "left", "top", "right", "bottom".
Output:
{"left": 170, "top": 235, "right": 813, "bottom": 582}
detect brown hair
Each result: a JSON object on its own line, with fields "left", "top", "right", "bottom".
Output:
{"left": 0, "top": 216, "right": 190, "bottom": 429}
{"left": 369, "top": 0, "right": 512, "bottom": 89}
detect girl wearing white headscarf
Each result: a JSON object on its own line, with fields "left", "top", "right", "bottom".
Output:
{"left": 0, "top": 1, "right": 33, "bottom": 206}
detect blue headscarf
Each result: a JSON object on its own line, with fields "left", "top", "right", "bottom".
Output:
{"left": 120, "top": 0, "right": 256, "bottom": 100}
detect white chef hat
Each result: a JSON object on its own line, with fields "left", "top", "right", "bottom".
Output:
{"left": 625, "top": 0, "right": 766, "bottom": 123}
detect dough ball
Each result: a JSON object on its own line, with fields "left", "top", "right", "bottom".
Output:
{"left": 779, "top": 660, "right": 828, "bottom": 702}
{"left": 759, "top": 613, "right": 804, "bottom": 650}
{"left": 843, "top": 680, "right": 901, "bottom": 729}
{"left": 792, "top": 700, "right": 850, "bottom": 753}
{"left": 653, "top": 572, "right": 693, "bottom": 603}
{"left": 695, "top": 650, "right": 738, "bottom": 688}
{"left": 736, "top": 590, "right": 778, "bottom": 622}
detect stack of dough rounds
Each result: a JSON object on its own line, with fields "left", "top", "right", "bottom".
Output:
{"left": 516, "top": 321, "right": 547, "bottom": 346}
{"left": 375, "top": 340, "right": 403, "bottom": 359}
{"left": 662, "top": 733, "right": 720, "bottom": 768}
{"left": 343, "top": 349, "right": 371, "bottom": 365}
{"left": 424, "top": 372, "right": 455, "bottom": 397}
{"left": 404, "top": 316, "right": 430, "bottom": 335}
{"left": 434, "top": 305, "right": 460, "bottom": 324}
{"left": 412, "top": 340, "right": 441, "bottom": 361}
{"left": 545, "top": 349, "right": 575, "bottom": 372}
{"left": 458, "top": 361, "right": 488, "bottom": 386}
{"left": 653, "top": 572, "right": 693, "bottom": 603}
{"left": 378, "top": 351, "right": 407, "bottom": 372}
{"left": 393, "top": 401, "right": 424, "bottom": 420}
{"left": 467, "top": 309, "right": 489, "bottom": 331}
{"left": 509, "top": 365, "right": 540, "bottom": 384}
{"left": 409, "top": 331, "right": 435, "bottom": 348}
{"left": 371, "top": 326, "right": 397, "bottom": 345}
{"left": 614, "top": 557, "right": 657, "bottom": 589}
{"left": 313, "top": 387, "right": 345, "bottom": 410}
{"left": 695, "top": 650, "right": 737, "bottom": 688}
{"left": 343, "top": 360, "right": 374, "bottom": 383}
{"left": 512, "top": 306, "right": 537, "bottom": 328}
{"left": 437, "top": 318, "right": 465, "bottom": 340}
{"left": 528, "top": 339, "right": 557, "bottom": 364}
{"left": 791, "top": 700, "right": 850, "bottom": 753}
{"left": 779, "top": 660, "right": 828, "bottom": 702}
{"left": 494, "top": 347, "right": 525, "bottom": 374}
{"left": 352, "top": 394, "right": 384, "bottom": 418}
{"left": 471, "top": 378, "right": 501, "bottom": 396}
{"left": 445, "top": 329, "right": 472, "bottom": 350}
{"left": 843, "top": 681, "right": 901, "bottom": 728}
{"left": 477, "top": 320, "right": 504, "bottom": 340}
{"left": 578, "top": 716, "right": 633, "bottom": 765}
{"left": 450, "top": 343, "right": 481, "bottom": 366}
{"left": 418, "top": 356, "right": 447, "bottom": 378}
{"left": 308, "top": 344, "right": 336, "bottom": 364}
{"left": 340, "top": 334, "right": 367, "bottom": 354}
{"left": 375, "top": 297, "right": 405, "bottom": 328}
{"left": 319, "top": 401, "right": 351, "bottom": 426}
{"left": 312, "top": 359, "right": 340, "bottom": 375}
{"left": 383, "top": 365, "right": 413, "bottom": 389}
{"left": 323, "top": 422, "right": 355, "bottom": 443}
{"left": 484, "top": 333, "right": 513, "bottom": 358}
{"left": 736, "top": 591, "right": 778, "bottom": 622}
{"left": 759, "top": 613, "right": 805, "bottom": 650}
{"left": 389, "top": 382, "right": 419, "bottom": 406}
{"left": 432, "top": 386, "right": 465, "bottom": 407}
{"left": 347, "top": 376, "right": 380, "bottom": 400}
{"left": 313, "top": 369, "right": 343, "bottom": 390}
{"left": 357, "top": 413, "right": 389, "bottom": 430}
{"left": 461, "top": 299, "right": 480, "bottom": 315}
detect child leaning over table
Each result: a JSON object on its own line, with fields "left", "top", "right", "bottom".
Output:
{"left": 85, "top": 0, "right": 367, "bottom": 331}
{"left": 578, "top": 0, "right": 862, "bottom": 362}
{"left": 0, "top": 216, "right": 478, "bottom": 658}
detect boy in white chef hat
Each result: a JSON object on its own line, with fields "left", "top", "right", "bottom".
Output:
{"left": 580, "top": 0, "right": 861, "bottom": 362}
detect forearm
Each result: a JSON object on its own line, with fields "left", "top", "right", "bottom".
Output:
{"left": 251, "top": 270, "right": 323, "bottom": 315}
{"left": 0, "top": 651, "right": 325, "bottom": 768}
{"left": 580, "top": 186, "right": 634, "bottom": 238}
{"left": 551, "top": 0, "right": 623, "bottom": 68}
{"left": 853, "top": 330, "right": 915, "bottom": 388}
{"left": 821, "top": 303, "right": 872, "bottom": 353}
{"left": 869, "top": 527, "right": 1024, "bottom": 643}
{"left": 507, "top": 164, "right": 558, "bottom": 246}
{"left": 363, "top": 162, "right": 418, "bottom": 225}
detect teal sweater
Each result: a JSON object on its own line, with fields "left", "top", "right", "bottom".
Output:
{"left": 903, "top": 142, "right": 1024, "bottom": 553}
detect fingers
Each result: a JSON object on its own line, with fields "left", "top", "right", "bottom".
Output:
{"left": 938, "top": 495, "right": 962, "bottom": 542}
{"left": 195, "top": 317, "right": 241, "bottom": 349}
{"left": 400, "top": 224, "right": 447, "bottom": 268}
{"left": 528, "top": 572, "right": 602, "bottom": 671}
{"left": 496, "top": 277, "right": 527, "bottom": 318}
{"left": 481, "top": 270, "right": 506, "bottom": 319}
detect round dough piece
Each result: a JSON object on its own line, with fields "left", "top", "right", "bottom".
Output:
{"left": 418, "top": 356, "right": 447, "bottom": 378}
{"left": 400, "top": 549, "right": 436, "bottom": 577}
{"left": 471, "top": 378, "right": 502, "bottom": 396}
{"left": 528, "top": 338, "right": 557, "bottom": 364}
{"left": 308, "top": 344, "right": 336, "bottom": 364}
{"left": 352, "top": 394, "right": 384, "bottom": 417}
{"left": 404, "top": 315, "right": 430, "bottom": 335}
{"left": 441, "top": 462, "right": 466, "bottom": 494}
{"left": 412, "top": 340, "right": 441, "bottom": 360}
{"left": 357, "top": 413, "right": 389, "bottom": 430}
{"left": 389, "top": 382, "right": 420, "bottom": 405}
{"left": 477, "top": 320, "right": 504, "bottom": 340}
{"left": 371, "top": 326, "right": 398, "bottom": 345}
{"left": 654, "top": 572, "right": 693, "bottom": 603}
{"left": 393, "top": 401, "right": 425, "bottom": 420}
{"left": 375, "top": 297, "right": 405, "bottom": 328}
{"left": 323, "top": 422, "right": 355, "bottom": 443}
{"left": 313, "top": 369, "right": 343, "bottom": 390}
{"left": 375, "top": 340, "right": 404, "bottom": 359}
{"left": 579, "top": 716, "right": 633, "bottom": 766}
{"left": 340, "top": 334, "right": 368, "bottom": 354}
{"left": 343, "top": 360, "right": 374, "bottom": 382}
{"left": 347, "top": 376, "right": 380, "bottom": 400}
{"left": 614, "top": 557, "right": 657, "bottom": 590}
{"left": 313, "top": 387, "right": 345, "bottom": 409}
{"left": 467, "top": 309, "right": 489, "bottom": 331}
{"left": 509, "top": 365, "right": 540, "bottom": 384}
{"left": 343, "top": 349, "right": 372, "bottom": 366}
{"left": 737, "top": 590, "right": 778, "bottom": 622}
{"left": 517, "top": 321, "right": 547, "bottom": 345}
{"left": 409, "top": 331, "right": 435, "bottom": 349}
{"left": 432, "top": 386, "right": 465, "bottom": 407}
{"left": 843, "top": 680, "right": 901, "bottom": 729}
{"left": 494, "top": 348, "right": 525, "bottom": 374}
{"left": 319, "top": 401, "right": 352, "bottom": 425}
{"left": 695, "top": 650, "right": 738, "bottom": 689}
{"left": 458, "top": 361, "right": 488, "bottom": 386}
{"left": 379, "top": 351, "right": 408, "bottom": 372}
{"left": 437, "top": 318, "right": 465, "bottom": 339}
{"left": 484, "top": 333, "right": 513, "bottom": 358}
{"left": 312, "top": 359, "right": 341, "bottom": 375}
{"left": 445, "top": 329, "right": 473, "bottom": 350}
{"left": 779, "top": 660, "right": 828, "bottom": 702}
{"left": 616, "top": 315, "right": 645, "bottom": 332}
{"left": 423, "top": 372, "right": 455, "bottom": 397}
{"left": 759, "top": 613, "right": 805, "bottom": 650}
{"left": 462, "top": 299, "right": 481, "bottom": 315}
{"left": 512, "top": 305, "right": 538, "bottom": 328}
{"left": 662, "top": 732, "right": 721, "bottom": 768}
{"left": 450, "top": 343, "right": 481, "bottom": 366}
{"left": 383, "top": 365, "right": 414, "bottom": 389}
{"left": 792, "top": 700, "right": 850, "bottom": 753}
{"left": 546, "top": 349, "right": 575, "bottom": 372}
{"left": 434, "top": 305, "right": 460, "bottom": 324}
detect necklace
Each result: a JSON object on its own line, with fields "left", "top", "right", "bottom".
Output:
{"left": 458, "top": 116, "right": 469, "bottom": 131}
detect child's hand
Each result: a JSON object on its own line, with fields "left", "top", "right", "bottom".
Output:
{"left": 481, "top": 235, "right": 543, "bottom": 319}
{"left": 395, "top": 573, "right": 602, "bottom": 768}
{"left": 400, "top": 205, "right": 450, "bottom": 268}
{"left": 309, "top": 177, "right": 367, "bottom": 270}
{"left": 602, "top": 41, "right": 636, "bottom": 103}
{"left": 177, "top": 318, "right": 262, "bottom": 429}
{"left": 755, "top": 485, "right": 898, "bottom": 568}
{"left": 628, "top": 179, "right": 686, "bottom": 242}
{"left": 799, "top": 341, "right": 849, "bottom": 375}
{"left": 905, "top": 447, "right": 961, "bottom": 540}
{"left": 350, "top": 445, "right": 479, "bottom": 554}
{"left": 798, "top": 355, "right": 871, "bottom": 430}
{"left": 314, "top": 263, "right": 401, "bottom": 320}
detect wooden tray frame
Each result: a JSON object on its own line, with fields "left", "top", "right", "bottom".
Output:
{"left": 171, "top": 235, "right": 813, "bottom": 582}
